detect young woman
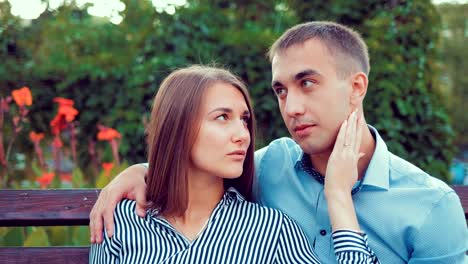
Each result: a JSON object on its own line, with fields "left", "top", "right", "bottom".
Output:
{"left": 89, "top": 65, "right": 378, "bottom": 263}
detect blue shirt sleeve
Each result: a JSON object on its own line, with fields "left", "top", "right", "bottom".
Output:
{"left": 253, "top": 146, "right": 269, "bottom": 204}
{"left": 408, "top": 191, "right": 467, "bottom": 263}
{"left": 274, "top": 215, "right": 380, "bottom": 263}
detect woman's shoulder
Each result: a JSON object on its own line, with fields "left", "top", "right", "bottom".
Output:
{"left": 113, "top": 199, "right": 142, "bottom": 225}
{"left": 236, "top": 199, "right": 289, "bottom": 222}
{"left": 226, "top": 188, "right": 289, "bottom": 222}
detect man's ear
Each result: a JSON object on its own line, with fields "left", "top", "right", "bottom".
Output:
{"left": 350, "top": 72, "right": 368, "bottom": 105}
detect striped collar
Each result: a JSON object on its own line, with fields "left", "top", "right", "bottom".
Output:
{"left": 148, "top": 187, "right": 244, "bottom": 218}
{"left": 224, "top": 187, "right": 245, "bottom": 203}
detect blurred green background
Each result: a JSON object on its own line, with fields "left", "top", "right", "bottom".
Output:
{"left": 0, "top": 0, "right": 467, "bottom": 185}
{"left": 0, "top": 0, "right": 467, "bottom": 248}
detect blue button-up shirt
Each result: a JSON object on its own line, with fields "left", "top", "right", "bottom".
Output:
{"left": 254, "top": 126, "right": 467, "bottom": 263}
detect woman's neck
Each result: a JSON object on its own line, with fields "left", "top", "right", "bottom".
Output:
{"left": 184, "top": 173, "right": 224, "bottom": 221}
{"left": 164, "top": 172, "right": 224, "bottom": 240}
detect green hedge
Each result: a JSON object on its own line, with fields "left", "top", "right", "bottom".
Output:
{"left": 0, "top": 0, "right": 455, "bottom": 181}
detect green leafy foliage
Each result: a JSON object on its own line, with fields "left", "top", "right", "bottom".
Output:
{"left": 0, "top": 0, "right": 456, "bottom": 182}
{"left": 436, "top": 3, "right": 468, "bottom": 147}
{"left": 23, "top": 227, "right": 50, "bottom": 246}
{"left": 1, "top": 227, "right": 24, "bottom": 246}
{"left": 95, "top": 161, "right": 129, "bottom": 188}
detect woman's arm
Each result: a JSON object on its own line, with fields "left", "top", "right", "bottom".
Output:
{"left": 324, "top": 110, "right": 362, "bottom": 231}
{"left": 324, "top": 110, "right": 379, "bottom": 263}
{"left": 274, "top": 214, "right": 379, "bottom": 264}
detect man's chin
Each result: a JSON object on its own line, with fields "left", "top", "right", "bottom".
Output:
{"left": 295, "top": 139, "right": 332, "bottom": 155}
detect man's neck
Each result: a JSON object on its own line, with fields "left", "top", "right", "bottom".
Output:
{"left": 310, "top": 124, "right": 376, "bottom": 180}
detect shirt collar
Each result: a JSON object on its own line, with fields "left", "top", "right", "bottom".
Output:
{"left": 224, "top": 187, "right": 245, "bottom": 203}
{"left": 293, "top": 125, "right": 390, "bottom": 191}
{"left": 295, "top": 153, "right": 325, "bottom": 184}
{"left": 361, "top": 125, "right": 390, "bottom": 190}
{"left": 149, "top": 187, "right": 245, "bottom": 219}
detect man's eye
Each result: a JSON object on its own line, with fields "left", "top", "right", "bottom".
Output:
{"left": 274, "top": 88, "right": 287, "bottom": 96}
{"left": 302, "top": 80, "right": 315, "bottom": 88}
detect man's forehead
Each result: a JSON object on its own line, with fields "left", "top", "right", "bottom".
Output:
{"left": 271, "top": 40, "right": 333, "bottom": 82}
{"left": 271, "top": 50, "right": 314, "bottom": 81}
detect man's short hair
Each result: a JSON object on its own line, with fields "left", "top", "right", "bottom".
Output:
{"left": 268, "top": 21, "right": 370, "bottom": 78}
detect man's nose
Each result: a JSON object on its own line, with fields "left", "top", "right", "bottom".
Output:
{"left": 284, "top": 91, "right": 305, "bottom": 117}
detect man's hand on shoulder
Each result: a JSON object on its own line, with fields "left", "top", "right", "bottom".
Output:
{"left": 89, "top": 163, "right": 148, "bottom": 243}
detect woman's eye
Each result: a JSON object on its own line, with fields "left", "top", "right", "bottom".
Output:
{"left": 241, "top": 116, "right": 250, "bottom": 125}
{"left": 216, "top": 114, "right": 228, "bottom": 121}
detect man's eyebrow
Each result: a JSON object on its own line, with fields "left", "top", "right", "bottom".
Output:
{"left": 294, "top": 69, "right": 321, "bottom": 81}
{"left": 271, "top": 69, "right": 322, "bottom": 88}
{"left": 271, "top": 80, "right": 283, "bottom": 89}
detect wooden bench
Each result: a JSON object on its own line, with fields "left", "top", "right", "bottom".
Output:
{"left": 1, "top": 186, "right": 467, "bottom": 263}
{"left": 0, "top": 189, "right": 100, "bottom": 264}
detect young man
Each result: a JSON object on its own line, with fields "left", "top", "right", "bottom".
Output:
{"left": 89, "top": 22, "right": 467, "bottom": 263}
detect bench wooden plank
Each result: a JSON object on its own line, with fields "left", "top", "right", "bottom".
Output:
{"left": 0, "top": 186, "right": 467, "bottom": 263}
{"left": 452, "top": 185, "right": 468, "bottom": 219}
{"left": 0, "top": 189, "right": 100, "bottom": 226}
{"left": 1, "top": 186, "right": 467, "bottom": 227}
{"left": 0, "top": 247, "right": 89, "bottom": 264}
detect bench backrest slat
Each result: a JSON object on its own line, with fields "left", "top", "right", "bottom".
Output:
{"left": 1, "top": 247, "right": 89, "bottom": 264}
{"left": 0, "top": 189, "right": 100, "bottom": 226}
{"left": 0, "top": 186, "right": 467, "bottom": 264}
{"left": 451, "top": 186, "right": 468, "bottom": 219}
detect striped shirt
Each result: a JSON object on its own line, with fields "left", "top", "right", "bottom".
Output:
{"left": 90, "top": 188, "right": 378, "bottom": 263}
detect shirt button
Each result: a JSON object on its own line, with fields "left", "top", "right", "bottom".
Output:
{"left": 320, "top": 230, "right": 327, "bottom": 236}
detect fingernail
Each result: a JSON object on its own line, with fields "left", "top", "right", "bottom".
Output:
{"left": 90, "top": 236, "right": 94, "bottom": 243}
{"left": 138, "top": 209, "right": 146, "bottom": 217}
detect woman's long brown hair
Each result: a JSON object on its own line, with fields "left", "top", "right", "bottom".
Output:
{"left": 146, "top": 65, "right": 255, "bottom": 216}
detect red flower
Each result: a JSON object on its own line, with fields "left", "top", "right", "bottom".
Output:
{"left": 11, "top": 87, "right": 32, "bottom": 107}
{"left": 37, "top": 171, "right": 55, "bottom": 189}
{"left": 102, "top": 162, "right": 114, "bottom": 177}
{"left": 60, "top": 172, "right": 72, "bottom": 183}
{"left": 51, "top": 97, "right": 78, "bottom": 125}
{"left": 29, "top": 131, "right": 45, "bottom": 143}
{"left": 53, "top": 97, "right": 74, "bottom": 106}
{"left": 97, "top": 128, "right": 121, "bottom": 141}
{"left": 50, "top": 114, "right": 67, "bottom": 135}
{"left": 58, "top": 104, "right": 79, "bottom": 122}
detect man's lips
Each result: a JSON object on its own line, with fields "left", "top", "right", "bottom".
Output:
{"left": 294, "top": 124, "right": 316, "bottom": 137}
